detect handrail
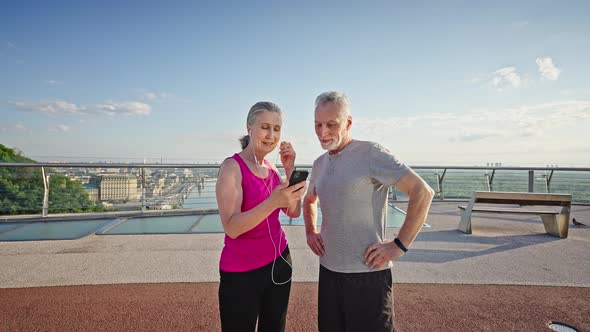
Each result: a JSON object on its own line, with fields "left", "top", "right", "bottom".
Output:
{"left": 1, "top": 163, "right": 589, "bottom": 216}
{"left": 413, "top": 166, "right": 590, "bottom": 171}
{"left": 1, "top": 162, "right": 589, "bottom": 171}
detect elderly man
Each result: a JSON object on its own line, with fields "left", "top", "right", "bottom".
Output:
{"left": 303, "top": 91, "right": 435, "bottom": 332}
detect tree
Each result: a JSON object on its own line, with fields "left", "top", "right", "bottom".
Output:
{"left": 0, "top": 144, "right": 103, "bottom": 215}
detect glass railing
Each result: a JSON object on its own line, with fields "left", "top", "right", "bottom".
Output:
{"left": 1, "top": 163, "right": 589, "bottom": 219}
{"left": 397, "top": 166, "right": 590, "bottom": 204}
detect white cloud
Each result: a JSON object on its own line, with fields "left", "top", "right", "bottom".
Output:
{"left": 355, "top": 113, "right": 459, "bottom": 133}
{"left": 560, "top": 89, "right": 573, "bottom": 96}
{"left": 8, "top": 98, "right": 152, "bottom": 117}
{"left": 491, "top": 67, "right": 523, "bottom": 90}
{"left": 143, "top": 92, "right": 159, "bottom": 101}
{"left": 0, "top": 124, "right": 31, "bottom": 134}
{"left": 136, "top": 89, "right": 192, "bottom": 103}
{"left": 560, "top": 88, "right": 590, "bottom": 97}
{"left": 453, "top": 101, "right": 590, "bottom": 139}
{"left": 45, "top": 80, "right": 64, "bottom": 85}
{"left": 96, "top": 101, "right": 151, "bottom": 116}
{"left": 448, "top": 132, "right": 502, "bottom": 143}
{"left": 536, "top": 57, "right": 561, "bottom": 80}
{"left": 0, "top": 41, "right": 16, "bottom": 55}
{"left": 141, "top": 92, "right": 171, "bottom": 101}
{"left": 354, "top": 100, "right": 590, "bottom": 143}
{"left": 513, "top": 20, "right": 530, "bottom": 28}
{"left": 54, "top": 124, "right": 70, "bottom": 132}
{"left": 349, "top": 100, "right": 590, "bottom": 165}
{"left": 9, "top": 99, "right": 85, "bottom": 115}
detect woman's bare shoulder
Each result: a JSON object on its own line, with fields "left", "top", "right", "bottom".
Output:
{"left": 219, "top": 157, "right": 241, "bottom": 178}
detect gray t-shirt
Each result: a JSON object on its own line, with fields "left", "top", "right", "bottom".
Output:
{"left": 310, "top": 140, "right": 410, "bottom": 273}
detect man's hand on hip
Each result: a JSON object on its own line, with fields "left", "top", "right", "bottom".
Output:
{"left": 364, "top": 241, "right": 404, "bottom": 270}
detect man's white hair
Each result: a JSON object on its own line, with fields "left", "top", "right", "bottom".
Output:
{"left": 314, "top": 91, "right": 350, "bottom": 119}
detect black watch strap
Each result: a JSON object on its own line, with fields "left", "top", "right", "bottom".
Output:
{"left": 394, "top": 238, "right": 408, "bottom": 253}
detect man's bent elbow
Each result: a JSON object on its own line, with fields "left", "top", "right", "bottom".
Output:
{"left": 412, "top": 181, "right": 435, "bottom": 202}
{"left": 425, "top": 184, "right": 435, "bottom": 199}
{"left": 423, "top": 183, "right": 436, "bottom": 203}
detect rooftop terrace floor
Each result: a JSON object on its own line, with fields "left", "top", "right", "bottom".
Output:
{"left": 1, "top": 202, "right": 589, "bottom": 331}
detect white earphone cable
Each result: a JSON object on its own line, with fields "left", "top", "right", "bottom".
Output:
{"left": 253, "top": 146, "right": 292, "bottom": 285}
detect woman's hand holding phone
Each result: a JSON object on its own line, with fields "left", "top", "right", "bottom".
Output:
{"left": 269, "top": 181, "right": 306, "bottom": 208}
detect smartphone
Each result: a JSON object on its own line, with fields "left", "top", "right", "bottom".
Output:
{"left": 288, "top": 170, "right": 309, "bottom": 187}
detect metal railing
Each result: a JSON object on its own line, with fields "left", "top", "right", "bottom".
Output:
{"left": 408, "top": 166, "right": 590, "bottom": 202}
{"left": 1, "top": 162, "right": 589, "bottom": 218}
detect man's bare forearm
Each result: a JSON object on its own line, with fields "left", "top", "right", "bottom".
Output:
{"left": 396, "top": 183, "right": 434, "bottom": 247}
{"left": 303, "top": 198, "right": 318, "bottom": 234}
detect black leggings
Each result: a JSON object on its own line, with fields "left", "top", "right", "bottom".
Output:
{"left": 219, "top": 247, "right": 292, "bottom": 332}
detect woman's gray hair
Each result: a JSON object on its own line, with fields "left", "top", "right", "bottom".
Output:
{"left": 314, "top": 91, "right": 350, "bottom": 119}
{"left": 239, "top": 101, "right": 282, "bottom": 150}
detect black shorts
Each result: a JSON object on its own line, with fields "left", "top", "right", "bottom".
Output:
{"left": 318, "top": 265, "right": 395, "bottom": 332}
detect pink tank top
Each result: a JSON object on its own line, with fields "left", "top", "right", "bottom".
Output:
{"left": 219, "top": 153, "right": 288, "bottom": 272}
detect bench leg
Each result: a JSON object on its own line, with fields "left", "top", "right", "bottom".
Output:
{"left": 458, "top": 197, "right": 475, "bottom": 234}
{"left": 541, "top": 206, "right": 569, "bottom": 239}
{"left": 541, "top": 214, "right": 559, "bottom": 237}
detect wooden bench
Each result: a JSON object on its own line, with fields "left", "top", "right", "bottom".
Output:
{"left": 457, "top": 191, "right": 572, "bottom": 238}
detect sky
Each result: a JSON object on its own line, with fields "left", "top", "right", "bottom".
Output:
{"left": 1, "top": 0, "right": 589, "bottom": 166}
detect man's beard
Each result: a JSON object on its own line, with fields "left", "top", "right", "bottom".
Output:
{"left": 320, "top": 136, "right": 342, "bottom": 151}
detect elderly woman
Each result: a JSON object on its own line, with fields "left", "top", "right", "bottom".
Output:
{"left": 215, "top": 101, "right": 306, "bottom": 332}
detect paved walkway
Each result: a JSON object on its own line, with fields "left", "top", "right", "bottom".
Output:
{"left": 1, "top": 202, "right": 589, "bottom": 331}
